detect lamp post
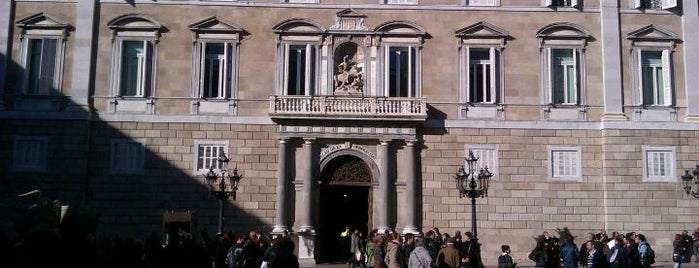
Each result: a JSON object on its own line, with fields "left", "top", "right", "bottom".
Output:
{"left": 204, "top": 154, "right": 243, "bottom": 234}
{"left": 454, "top": 150, "right": 492, "bottom": 238}
{"left": 680, "top": 165, "right": 699, "bottom": 199}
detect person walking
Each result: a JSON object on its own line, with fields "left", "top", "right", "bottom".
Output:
{"left": 436, "top": 238, "right": 460, "bottom": 268}
{"left": 673, "top": 233, "right": 688, "bottom": 268}
{"left": 560, "top": 236, "right": 578, "bottom": 268}
{"left": 408, "top": 238, "right": 434, "bottom": 268}
{"left": 385, "top": 233, "right": 406, "bottom": 268}
{"left": 584, "top": 241, "right": 606, "bottom": 268}
{"left": 497, "top": 245, "right": 516, "bottom": 268}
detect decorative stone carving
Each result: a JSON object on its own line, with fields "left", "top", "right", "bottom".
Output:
{"left": 333, "top": 55, "right": 364, "bottom": 95}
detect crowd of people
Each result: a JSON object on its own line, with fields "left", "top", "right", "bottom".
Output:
{"left": 526, "top": 228, "right": 699, "bottom": 268}
{"left": 340, "top": 227, "right": 484, "bottom": 268}
{"left": 339, "top": 227, "right": 699, "bottom": 268}
{"left": 0, "top": 224, "right": 299, "bottom": 268}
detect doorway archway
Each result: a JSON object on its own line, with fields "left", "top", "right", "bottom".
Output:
{"left": 316, "top": 154, "right": 372, "bottom": 263}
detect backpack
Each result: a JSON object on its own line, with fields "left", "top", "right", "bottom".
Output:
{"left": 643, "top": 243, "right": 655, "bottom": 265}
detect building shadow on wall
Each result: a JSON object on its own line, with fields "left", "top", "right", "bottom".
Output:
{"left": 0, "top": 50, "right": 271, "bottom": 265}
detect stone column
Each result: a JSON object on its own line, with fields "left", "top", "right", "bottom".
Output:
{"left": 67, "top": 0, "right": 97, "bottom": 112}
{"left": 298, "top": 139, "right": 316, "bottom": 267}
{"left": 402, "top": 140, "right": 419, "bottom": 234}
{"left": 272, "top": 138, "right": 289, "bottom": 233}
{"left": 600, "top": 0, "right": 627, "bottom": 121}
{"left": 683, "top": 0, "right": 699, "bottom": 121}
{"left": 300, "top": 138, "right": 315, "bottom": 232}
{"left": 378, "top": 139, "right": 391, "bottom": 233}
{"left": 0, "top": 0, "right": 12, "bottom": 109}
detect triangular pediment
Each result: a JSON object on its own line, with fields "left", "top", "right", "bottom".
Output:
{"left": 16, "top": 13, "right": 70, "bottom": 30}
{"left": 627, "top": 24, "right": 680, "bottom": 42}
{"left": 537, "top": 22, "right": 590, "bottom": 39}
{"left": 455, "top": 22, "right": 509, "bottom": 38}
{"left": 336, "top": 8, "right": 366, "bottom": 18}
{"left": 189, "top": 16, "right": 243, "bottom": 33}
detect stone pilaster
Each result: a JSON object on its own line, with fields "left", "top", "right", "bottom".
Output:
{"left": 0, "top": 0, "right": 12, "bottom": 109}
{"left": 67, "top": 0, "right": 97, "bottom": 112}
{"left": 600, "top": 0, "right": 627, "bottom": 121}
{"left": 682, "top": 0, "right": 699, "bottom": 121}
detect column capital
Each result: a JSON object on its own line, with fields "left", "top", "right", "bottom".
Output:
{"left": 278, "top": 138, "right": 289, "bottom": 144}
{"left": 405, "top": 139, "right": 418, "bottom": 146}
{"left": 303, "top": 138, "right": 315, "bottom": 144}
{"left": 380, "top": 139, "right": 392, "bottom": 145}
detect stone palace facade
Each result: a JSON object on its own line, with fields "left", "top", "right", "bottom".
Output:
{"left": 1, "top": 0, "right": 699, "bottom": 265}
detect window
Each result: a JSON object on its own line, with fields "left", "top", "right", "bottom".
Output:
{"left": 273, "top": 19, "right": 324, "bottom": 96}
{"left": 111, "top": 139, "right": 145, "bottom": 174}
{"left": 549, "top": 48, "right": 580, "bottom": 105}
{"left": 16, "top": 13, "right": 69, "bottom": 96}
{"left": 633, "top": 0, "right": 678, "bottom": 10}
{"left": 455, "top": 22, "right": 508, "bottom": 112}
{"left": 108, "top": 14, "right": 164, "bottom": 98}
{"left": 118, "top": 40, "right": 154, "bottom": 97}
{"left": 642, "top": 146, "right": 675, "bottom": 181}
{"left": 465, "top": 145, "right": 499, "bottom": 178}
{"left": 537, "top": 23, "right": 590, "bottom": 116}
{"left": 542, "top": 0, "right": 580, "bottom": 7}
{"left": 627, "top": 25, "right": 680, "bottom": 111}
{"left": 194, "top": 140, "right": 228, "bottom": 172}
{"left": 284, "top": 44, "right": 317, "bottom": 96}
{"left": 547, "top": 146, "right": 582, "bottom": 181}
{"left": 190, "top": 17, "right": 244, "bottom": 101}
{"left": 463, "top": 0, "right": 500, "bottom": 6}
{"left": 465, "top": 47, "right": 499, "bottom": 103}
{"left": 385, "top": 0, "right": 418, "bottom": 4}
{"left": 638, "top": 50, "right": 671, "bottom": 106}
{"left": 375, "top": 21, "right": 425, "bottom": 98}
{"left": 386, "top": 46, "right": 417, "bottom": 97}
{"left": 12, "top": 136, "right": 48, "bottom": 172}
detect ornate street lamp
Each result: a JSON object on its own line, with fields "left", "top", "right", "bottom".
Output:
{"left": 454, "top": 150, "right": 492, "bottom": 238}
{"left": 680, "top": 165, "right": 699, "bottom": 199}
{"left": 204, "top": 153, "right": 243, "bottom": 234}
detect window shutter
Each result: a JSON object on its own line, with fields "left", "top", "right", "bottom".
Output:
{"left": 662, "top": 0, "right": 678, "bottom": 9}
{"left": 572, "top": 49, "right": 579, "bottom": 104}
{"left": 546, "top": 47, "right": 553, "bottom": 104}
{"left": 223, "top": 42, "right": 230, "bottom": 98}
{"left": 384, "top": 46, "right": 390, "bottom": 97}
{"left": 633, "top": 0, "right": 642, "bottom": 9}
{"left": 489, "top": 47, "right": 496, "bottom": 103}
{"left": 464, "top": 46, "right": 471, "bottom": 102}
{"left": 409, "top": 46, "right": 415, "bottom": 97}
{"left": 143, "top": 41, "right": 154, "bottom": 97}
{"left": 636, "top": 50, "right": 644, "bottom": 105}
{"left": 571, "top": 0, "right": 581, "bottom": 8}
{"left": 283, "top": 43, "right": 290, "bottom": 95}
{"left": 38, "top": 38, "right": 57, "bottom": 95}
{"left": 198, "top": 42, "right": 206, "bottom": 97}
{"left": 661, "top": 49, "right": 672, "bottom": 106}
{"left": 542, "top": 0, "right": 553, "bottom": 7}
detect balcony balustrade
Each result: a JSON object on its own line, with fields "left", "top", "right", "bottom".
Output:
{"left": 269, "top": 95, "right": 427, "bottom": 122}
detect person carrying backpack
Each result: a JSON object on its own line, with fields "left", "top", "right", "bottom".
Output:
{"left": 635, "top": 234, "right": 654, "bottom": 268}
{"left": 226, "top": 235, "right": 246, "bottom": 268}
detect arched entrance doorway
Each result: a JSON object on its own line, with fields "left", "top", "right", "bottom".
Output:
{"left": 316, "top": 154, "right": 372, "bottom": 263}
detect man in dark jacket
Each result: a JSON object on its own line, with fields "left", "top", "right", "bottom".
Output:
{"left": 585, "top": 241, "right": 607, "bottom": 268}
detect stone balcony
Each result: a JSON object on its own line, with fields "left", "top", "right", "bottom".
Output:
{"left": 268, "top": 95, "right": 428, "bottom": 122}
